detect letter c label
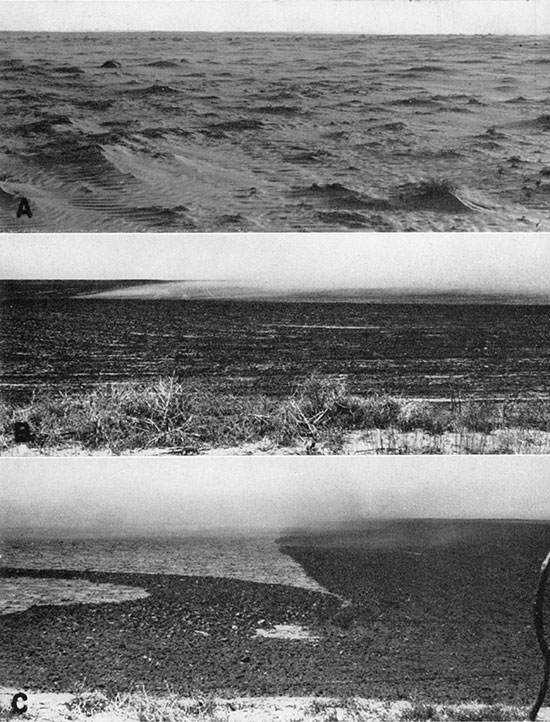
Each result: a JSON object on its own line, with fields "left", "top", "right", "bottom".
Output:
{"left": 11, "top": 692, "right": 28, "bottom": 715}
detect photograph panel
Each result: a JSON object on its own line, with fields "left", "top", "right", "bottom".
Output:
{"left": 2, "top": 455, "right": 550, "bottom": 718}
{"left": 1, "top": 1, "right": 549, "bottom": 232}
{"left": 2, "top": 232, "right": 550, "bottom": 456}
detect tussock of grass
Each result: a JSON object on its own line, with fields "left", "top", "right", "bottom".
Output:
{"left": 400, "top": 701, "right": 526, "bottom": 721}
{"left": 67, "top": 690, "right": 110, "bottom": 716}
{"left": 2, "top": 373, "right": 550, "bottom": 454}
{"left": 415, "top": 178, "right": 457, "bottom": 196}
{"left": 275, "top": 375, "right": 406, "bottom": 442}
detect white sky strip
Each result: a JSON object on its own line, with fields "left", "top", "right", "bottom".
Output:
{"left": 1, "top": 233, "right": 550, "bottom": 295}
{"left": 0, "top": 0, "right": 548, "bottom": 35}
{"left": 2, "top": 457, "right": 550, "bottom": 536}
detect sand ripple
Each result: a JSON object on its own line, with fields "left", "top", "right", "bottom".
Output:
{"left": 0, "top": 33, "right": 548, "bottom": 231}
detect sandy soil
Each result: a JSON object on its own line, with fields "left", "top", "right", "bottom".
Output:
{"left": 0, "top": 688, "right": 539, "bottom": 722}
{"left": 2, "top": 34, "right": 550, "bottom": 232}
{"left": 3, "top": 426, "right": 550, "bottom": 456}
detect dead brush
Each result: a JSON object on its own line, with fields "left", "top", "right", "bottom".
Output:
{"left": 271, "top": 374, "right": 350, "bottom": 445}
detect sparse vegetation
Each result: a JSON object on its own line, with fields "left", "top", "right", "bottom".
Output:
{"left": 64, "top": 689, "right": 240, "bottom": 721}
{"left": 113, "top": 689, "right": 231, "bottom": 721}
{"left": 399, "top": 701, "right": 526, "bottom": 721}
{"left": 49, "top": 691, "right": 531, "bottom": 722}
{"left": 2, "top": 373, "right": 550, "bottom": 455}
{"left": 0, "top": 377, "right": 273, "bottom": 454}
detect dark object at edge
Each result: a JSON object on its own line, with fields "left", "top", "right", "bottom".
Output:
{"left": 14, "top": 421, "right": 31, "bottom": 444}
{"left": 530, "top": 551, "right": 550, "bottom": 720}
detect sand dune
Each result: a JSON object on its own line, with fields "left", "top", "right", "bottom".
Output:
{"left": 1, "top": 33, "right": 549, "bottom": 232}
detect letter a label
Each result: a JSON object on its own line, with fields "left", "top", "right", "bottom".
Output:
{"left": 16, "top": 198, "right": 32, "bottom": 219}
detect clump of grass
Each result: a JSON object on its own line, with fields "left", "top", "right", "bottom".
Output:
{"left": 308, "top": 699, "right": 337, "bottom": 715}
{"left": 271, "top": 373, "right": 403, "bottom": 446}
{"left": 183, "top": 693, "right": 222, "bottom": 717}
{"left": 401, "top": 702, "right": 439, "bottom": 720}
{"left": 66, "top": 690, "right": 111, "bottom": 716}
{"left": 416, "top": 178, "right": 457, "bottom": 196}
{"left": 400, "top": 702, "right": 526, "bottom": 721}
{"left": 502, "top": 398, "right": 550, "bottom": 431}
{"left": 396, "top": 400, "right": 451, "bottom": 435}
{"left": 307, "top": 697, "right": 396, "bottom": 722}
{"left": 451, "top": 704, "right": 526, "bottom": 721}
{"left": 451, "top": 400, "right": 500, "bottom": 434}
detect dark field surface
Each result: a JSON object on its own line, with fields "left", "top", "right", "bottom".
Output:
{"left": 281, "top": 520, "right": 550, "bottom": 702}
{"left": 0, "top": 567, "right": 340, "bottom": 696}
{"left": 2, "top": 33, "right": 550, "bottom": 232}
{"left": 1, "top": 520, "right": 550, "bottom": 702}
{"left": 3, "top": 297, "right": 550, "bottom": 402}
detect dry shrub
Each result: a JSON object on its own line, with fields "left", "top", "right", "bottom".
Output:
{"left": 453, "top": 401, "right": 499, "bottom": 434}
{"left": 502, "top": 398, "right": 550, "bottom": 431}
{"left": 396, "top": 400, "right": 452, "bottom": 435}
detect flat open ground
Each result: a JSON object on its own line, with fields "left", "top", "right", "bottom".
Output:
{"left": 1, "top": 520, "right": 549, "bottom": 706}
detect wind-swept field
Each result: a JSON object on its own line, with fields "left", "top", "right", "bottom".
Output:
{"left": 0, "top": 520, "right": 548, "bottom": 714}
{"left": 3, "top": 287, "right": 550, "bottom": 455}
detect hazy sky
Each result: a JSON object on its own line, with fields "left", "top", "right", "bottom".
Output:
{"left": 2, "top": 456, "right": 550, "bottom": 537}
{"left": 2, "top": 233, "right": 550, "bottom": 295}
{"left": 0, "top": 0, "right": 547, "bottom": 34}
